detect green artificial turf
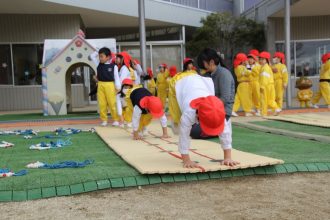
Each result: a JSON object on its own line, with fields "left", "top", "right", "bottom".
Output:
{"left": 249, "top": 120, "right": 330, "bottom": 137}
{"left": 209, "top": 126, "right": 330, "bottom": 164}
{"left": 0, "top": 132, "right": 138, "bottom": 191}
{"left": 0, "top": 112, "right": 98, "bottom": 122}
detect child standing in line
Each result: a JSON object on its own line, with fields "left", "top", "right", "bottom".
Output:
{"left": 128, "top": 87, "right": 170, "bottom": 140}
{"left": 312, "top": 53, "right": 330, "bottom": 108}
{"left": 156, "top": 64, "right": 169, "bottom": 108}
{"left": 259, "top": 51, "right": 281, "bottom": 116}
{"left": 231, "top": 53, "right": 253, "bottom": 117}
{"left": 143, "top": 67, "right": 156, "bottom": 96}
{"left": 272, "top": 52, "right": 288, "bottom": 109}
{"left": 247, "top": 52, "right": 261, "bottom": 116}
{"left": 90, "top": 47, "right": 121, "bottom": 127}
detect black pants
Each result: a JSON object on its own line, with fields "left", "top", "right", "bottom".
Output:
{"left": 190, "top": 123, "right": 217, "bottom": 139}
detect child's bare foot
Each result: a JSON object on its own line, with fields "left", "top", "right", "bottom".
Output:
{"left": 221, "top": 159, "right": 240, "bottom": 167}
{"left": 182, "top": 154, "right": 199, "bottom": 168}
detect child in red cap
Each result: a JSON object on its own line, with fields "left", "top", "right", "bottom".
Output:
{"left": 168, "top": 71, "right": 239, "bottom": 168}
{"left": 128, "top": 87, "right": 170, "bottom": 140}
{"left": 143, "top": 67, "right": 156, "bottom": 95}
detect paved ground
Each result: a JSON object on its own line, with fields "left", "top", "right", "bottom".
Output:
{"left": 1, "top": 172, "right": 329, "bottom": 220}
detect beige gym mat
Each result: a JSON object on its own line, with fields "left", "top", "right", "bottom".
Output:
{"left": 95, "top": 123, "right": 284, "bottom": 174}
{"left": 265, "top": 113, "right": 330, "bottom": 128}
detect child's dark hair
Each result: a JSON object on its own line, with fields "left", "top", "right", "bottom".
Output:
{"left": 183, "top": 60, "right": 193, "bottom": 71}
{"left": 98, "top": 47, "right": 111, "bottom": 57}
{"left": 197, "top": 48, "right": 227, "bottom": 69}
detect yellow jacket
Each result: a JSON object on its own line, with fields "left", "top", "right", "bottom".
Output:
{"left": 249, "top": 63, "right": 261, "bottom": 82}
{"left": 259, "top": 63, "right": 274, "bottom": 89}
{"left": 156, "top": 70, "right": 169, "bottom": 90}
{"left": 234, "top": 65, "right": 250, "bottom": 83}
{"left": 147, "top": 78, "right": 156, "bottom": 95}
{"left": 128, "top": 67, "right": 136, "bottom": 81}
{"left": 320, "top": 60, "right": 330, "bottom": 79}
{"left": 272, "top": 63, "right": 288, "bottom": 86}
{"left": 168, "top": 70, "right": 197, "bottom": 124}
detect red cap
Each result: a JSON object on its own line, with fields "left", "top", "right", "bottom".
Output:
{"left": 236, "top": 53, "right": 248, "bottom": 62}
{"left": 117, "top": 52, "right": 131, "bottom": 68}
{"left": 169, "top": 66, "right": 177, "bottom": 77}
{"left": 247, "top": 54, "right": 257, "bottom": 61}
{"left": 140, "top": 96, "right": 164, "bottom": 118}
{"left": 259, "top": 51, "right": 271, "bottom": 61}
{"left": 322, "top": 53, "right": 330, "bottom": 64}
{"left": 134, "top": 59, "right": 140, "bottom": 65}
{"left": 233, "top": 59, "right": 241, "bottom": 68}
{"left": 159, "top": 63, "right": 167, "bottom": 69}
{"left": 183, "top": 58, "right": 193, "bottom": 65}
{"left": 190, "top": 96, "right": 225, "bottom": 136}
{"left": 273, "top": 52, "right": 285, "bottom": 64}
{"left": 147, "top": 67, "right": 153, "bottom": 78}
{"left": 249, "top": 49, "right": 260, "bottom": 57}
{"left": 122, "top": 78, "right": 133, "bottom": 86}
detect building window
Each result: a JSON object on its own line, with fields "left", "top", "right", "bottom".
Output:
{"left": 12, "top": 44, "right": 43, "bottom": 85}
{"left": 0, "top": 45, "right": 13, "bottom": 85}
{"left": 120, "top": 45, "right": 152, "bottom": 68}
{"left": 152, "top": 45, "right": 181, "bottom": 74}
{"left": 295, "top": 40, "right": 330, "bottom": 77}
{"left": 275, "top": 40, "right": 330, "bottom": 77}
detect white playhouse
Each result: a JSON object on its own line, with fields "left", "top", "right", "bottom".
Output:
{"left": 42, "top": 31, "right": 116, "bottom": 116}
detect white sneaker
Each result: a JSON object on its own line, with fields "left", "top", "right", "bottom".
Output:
{"left": 313, "top": 104, "right": 319, "bottom": 109}
{"left": 119, "top": 123, "right": 125, "bottom": 128}
{"left": 100, "top": 121, "right": 108, "bottom": 127}
{"left": 255, "top": 111, "right": 261, "bottom": 117}
{"left": 126, "top": 123, "right": 132, "bottom": 128}
{"left": 245, "top": 112, "right": 253, "bottom": 117}
{"left": 274, "top": 108, "right": 282, "bottom": 116}
{"left": 251, "top": 109, "right": 256, "bottom": 113}
{"left": 112, "top": 121, "right": 120, "bottom": 127}
{"left": 231, "top": 112, "right": 239, "bottom": 117}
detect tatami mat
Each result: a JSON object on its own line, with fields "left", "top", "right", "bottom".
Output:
{"left": 95, "top": 123, "right": 284, "bottom": 174}
{"left": 265, "top": 113, "right": 330, "bottom": 128}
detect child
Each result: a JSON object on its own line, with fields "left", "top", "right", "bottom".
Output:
{"left": 128, "top": 87, "right": 169, "bottom": 140}
{"left": 196, "top": 48, "right": 238, "bottom": 167}
{"left": 156, "top": 63, "right": 169, "bottom": 108}
{"left": 182, "top": 58, "right": 195, "bottom": 72}
{"left": 247, "top": 52, "right": 261, "bottom": 116}
{"left": 143, "top": 67, "right": 156, "bottom": 95}
{"left": 312, "top": 53, "right": 330, "bottom": 108}
{"left": 258, "top": 51, "right": 281, "bottom": 116}
{"left": 272, "top": 52, "right": 288, "bottom": 109}
{"left": 231, "top": 53, "right": 253, "bottom": 117}
{"left": 115, "top": 52, "right": 135, "bottom": 126}
{"left": 90, "top": 47, "right": 121, "bottom": 127}
{"left": 168, "top": 70, "right": 239, "bottom": 168}
{"left": 118, "top": 78, "right": 134, "bottom": 127}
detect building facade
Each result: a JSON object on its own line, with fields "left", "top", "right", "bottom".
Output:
{"left": 242, "top": 0, "right": 330, "bottom": 98}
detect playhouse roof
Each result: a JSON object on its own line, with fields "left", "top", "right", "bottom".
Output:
{"left": 45, "top": 33, "right": 96, "bottom": 68}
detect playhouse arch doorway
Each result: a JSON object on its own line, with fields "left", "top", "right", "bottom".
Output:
{"left": 65, "top": 62, "right": 96, "bottom": 112}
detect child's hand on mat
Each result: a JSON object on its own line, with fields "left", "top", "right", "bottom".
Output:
{"left": 182, "top": 155, "right": 199, "bottom": 168}
{"left": 133, "top": 131, "right": 143, "bottom": 140}
{"left": 221, "top": 159, "right": 240, "bottom": 167}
